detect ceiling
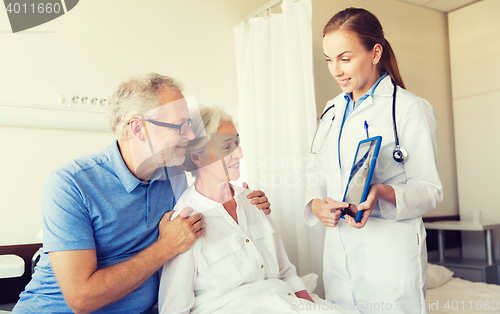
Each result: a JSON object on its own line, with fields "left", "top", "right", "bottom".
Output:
{"left": 396, "top": 0, "right": 482, "bottom": 12}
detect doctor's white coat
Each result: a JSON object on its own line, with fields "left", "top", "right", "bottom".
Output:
{"left": 304, "top": 76, "right": 443, "bottom": 314}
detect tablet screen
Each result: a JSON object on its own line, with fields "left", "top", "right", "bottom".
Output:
{"left": 342, "top": 136, "right": 381, "bottom": 221}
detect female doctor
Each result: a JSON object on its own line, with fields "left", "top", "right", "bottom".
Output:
{"left": 304, "top": 7, "right": 443, "bottom": 314}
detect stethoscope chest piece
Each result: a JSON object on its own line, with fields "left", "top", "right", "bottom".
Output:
{"left": 393, "top": 145, "right": 408, "bottom": 163}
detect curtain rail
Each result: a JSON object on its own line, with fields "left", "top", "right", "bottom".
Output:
{"left": 243, "top": 0, "right": 282, "bottom": 21}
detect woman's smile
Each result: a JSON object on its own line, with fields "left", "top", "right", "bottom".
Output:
{"left": 338, "top": 78, "right": 351, "bottom": 86}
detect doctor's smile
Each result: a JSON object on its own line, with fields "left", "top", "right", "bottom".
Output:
{"left": 338, "top": 78, "right": 350, "bottom": 86}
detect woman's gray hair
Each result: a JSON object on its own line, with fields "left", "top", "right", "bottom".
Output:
{"left": 181, "top": 106, "right": 233, "bottom": 173}
{"left": 107, "top": 73, "right": 183, "bottom": 139}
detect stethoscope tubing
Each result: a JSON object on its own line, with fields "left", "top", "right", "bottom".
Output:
{"left": 311, "top": 79, "right": 407, "bottom": 163}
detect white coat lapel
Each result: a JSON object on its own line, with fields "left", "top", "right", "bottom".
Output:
{"left": 356, "top": 96, "right": 373, "bottom": 112}
{"left": 333, "top": 96, "right": 348, "bottom": 133}
{"left": 373, "top": 75, "right": 394, "bottom": 98}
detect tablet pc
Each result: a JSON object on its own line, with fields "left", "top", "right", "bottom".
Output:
{"left": 341, "top": 136, "right": 382, "bottom": 223}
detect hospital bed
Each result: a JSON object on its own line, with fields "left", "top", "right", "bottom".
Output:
{"left": 425, "top": 263, "right": 500, "bottom": 313}
{"left": 303, "top": 263, "right": 500, "bottom": 314}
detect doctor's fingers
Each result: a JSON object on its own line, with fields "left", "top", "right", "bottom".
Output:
{"left": 317, "top": 207, "right": 342, "bottom": 220}
{"left": 358, "top": 207, "right": 374, "bottom": 228}
{"left": 329, "top": 208, "right": 343, "bottom": 219}
{"left": 344, "top": 215, "right": 365, "bottom": 229}
{"left": 358, "top": 194, "right": 377, "bottom": 212}
{"left": 319, "top": 209, "right": 342, "bottom": 225}
{"left": 357, "top": 198, "right": 376, "bottom": 219}
{"left": 323, "top": 198, "right": 349, "bottom": 210}
{"left": 320, "top": 217, "right": 341, "bottom": 228}
{"left": 345, "top": 207, "right": 374, "bottom": 229}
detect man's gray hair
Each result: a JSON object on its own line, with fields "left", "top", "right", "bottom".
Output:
{"left": 107, "top": 73, "right": 183, "bottom": 139}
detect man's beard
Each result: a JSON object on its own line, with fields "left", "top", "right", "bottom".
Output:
{"left": 134, "top": 146, "right": 186, "bottom": 181}
{"left": 159, "top": 146, "right": 186, "bottom": 167}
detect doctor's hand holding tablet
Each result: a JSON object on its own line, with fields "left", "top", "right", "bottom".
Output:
{"left": 304, "top": 7, "right": 443, "bottom": 314}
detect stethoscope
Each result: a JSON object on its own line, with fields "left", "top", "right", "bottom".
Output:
{"left": 310, "top": 79, "right": 408, "bottom": 163}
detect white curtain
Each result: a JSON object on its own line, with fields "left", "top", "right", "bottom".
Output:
{"left": 234, "top": 0, "right": 327, "bottom": 297}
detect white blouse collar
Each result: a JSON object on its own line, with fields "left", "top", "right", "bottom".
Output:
{"left": 187, "top": 183, "right": 246, "bottom": 213}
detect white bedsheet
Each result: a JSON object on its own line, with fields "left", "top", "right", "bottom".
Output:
{"left": 190, "top": 277, "right": 360, "bottom": 314}
{"left": 426, "top": 277, "right": 500, "bottom": 313}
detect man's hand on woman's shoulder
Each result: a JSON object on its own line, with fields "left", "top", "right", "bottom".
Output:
{"left": 243, "top": 182, "right": 271, "bottom": 215}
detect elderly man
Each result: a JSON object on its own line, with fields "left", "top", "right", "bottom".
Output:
{"left": 13, "top": 73, "right": 270, "bottom": 314}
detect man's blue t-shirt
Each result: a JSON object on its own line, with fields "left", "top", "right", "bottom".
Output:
{"left": 13, "top": 141, "right": 187, "bottom": 314}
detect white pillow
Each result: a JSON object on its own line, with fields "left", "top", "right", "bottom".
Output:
{"left": 427, "top": 263, "right": 454, "bottom": 289}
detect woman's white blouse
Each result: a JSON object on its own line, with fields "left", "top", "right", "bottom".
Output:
{"left": 159, "top": 185, "right": 306, "bottom": 314}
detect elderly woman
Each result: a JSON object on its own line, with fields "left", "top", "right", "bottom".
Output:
{"left": 158, "top": 107, "right": 346, "bottom": 314}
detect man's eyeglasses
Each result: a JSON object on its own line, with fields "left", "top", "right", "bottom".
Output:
{"left": 129, "top": 118, "right": 192, "bottom": 135}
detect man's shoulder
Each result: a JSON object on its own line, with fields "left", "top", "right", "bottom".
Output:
{"left": 44, "top": 146, "right": 117, "bottom": 194}
{"left": 54, "top": 146, "right": 112, "bottom": 178}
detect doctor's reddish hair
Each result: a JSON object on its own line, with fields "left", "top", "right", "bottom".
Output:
{"left": 323, "top": 7, "right": 405, "bottom": 89}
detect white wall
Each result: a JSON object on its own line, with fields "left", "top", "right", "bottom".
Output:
{"left": 311, "top": 0, "right": 458, "bottom": 218}
{"left": 0, "top": 126, "right": 114, "bottom": 245}
{"left": 448, "top": 0, "right": 500, "bottom": 259}
{"left": 0, "top": 0, "right": 268, "bottom": 246}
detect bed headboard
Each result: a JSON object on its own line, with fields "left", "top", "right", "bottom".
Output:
{"left": 0, "top": 243, "right": 42, "bottom": 305}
